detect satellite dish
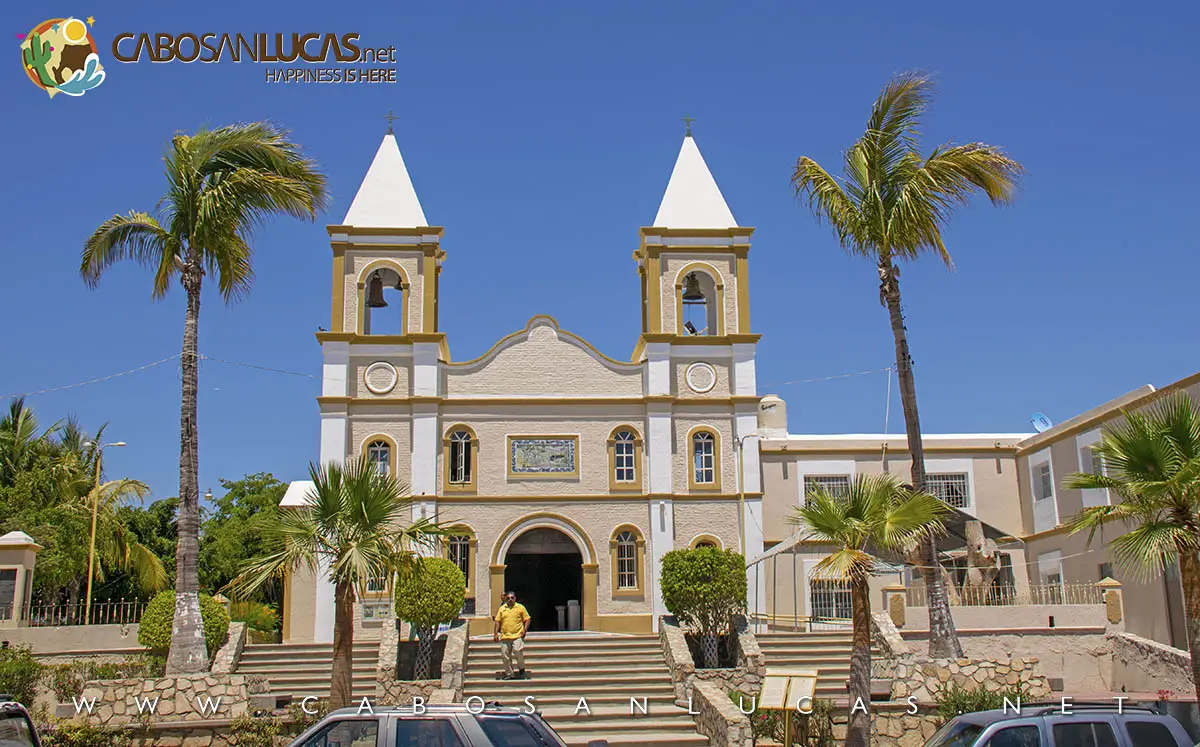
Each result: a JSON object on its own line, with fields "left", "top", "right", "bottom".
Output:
{"left": 1031, "top": 412, "right": 1053, "bottom": 433}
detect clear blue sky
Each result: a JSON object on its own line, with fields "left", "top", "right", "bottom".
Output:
{"left": 3, "top": 0, "right": 1198, "bottom": 500}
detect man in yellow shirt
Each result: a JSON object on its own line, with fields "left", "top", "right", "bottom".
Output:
{"left": 493, "top": 591, "right": 531, "bottom": 680}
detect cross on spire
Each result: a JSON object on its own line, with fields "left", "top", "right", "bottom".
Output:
{"left": 385, "top": 110, "right": 398, "bottom": 135}
{"left": 682, "top": 115, "right": 695, "bottom": 137}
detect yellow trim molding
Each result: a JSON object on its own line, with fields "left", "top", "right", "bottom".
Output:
{"left": 595, "top": 614, "right": 653, "bottom": 634}
{"left": 607, "top": 425, "right": 644, "bottom": 492}
{"left": 330, "top": 251, "right": 346, "bottom": 333}
{"left": 687, "top": 425, "right": 723, "bottom": 492}
{"left": 359, "top": 433, "right": 398, "bottom": 477}
{"left": 327, "top": 225, "right": 445, "bottom": 238}
{"left": 609, "top": 523, "right": 646, "bottom": 597}
{"left": 442, "top": 425, "right": 479, "bottom": 493}
{"left": 440, "top": 524, "right": 478, "bottom": 593}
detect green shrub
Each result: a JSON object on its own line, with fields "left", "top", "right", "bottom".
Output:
{"left": 935, "top": 681, "right": 1031, "bottom": 723}
{"left": 230, "top": 714, "right": 285, "bottom": 747}
{"left": 230, "top": 601, "right": 280, "bottom": 632}
{"left": 727, "top": 690, "right": 835, "bottom": 746}
{"left": 137, "top": 591, "right": 231, "bottom": 656}
{"left": 0, "top": 645, "right": 42, "bottom": 706}
{"left": 39, "top": 722, "right": 131, "bottom": 747}
{"left": 394, "top": 558, "right": 465, "bottom": 628}
{"left": 660, "top": 547, "right": 747, "bottom": 637}
{"left": 47, "top": 657, "right": 166, "bottom": 702}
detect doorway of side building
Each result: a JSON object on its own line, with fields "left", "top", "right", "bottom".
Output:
{"left": 503, "top": 528, "right": 583, "bottom": 632}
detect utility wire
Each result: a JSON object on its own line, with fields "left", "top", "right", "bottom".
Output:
{"left": 1, "top": 354, "right": 182, "bottom": 399}
{"left": 766, "top": 366, "right": 894, "bottom": 387}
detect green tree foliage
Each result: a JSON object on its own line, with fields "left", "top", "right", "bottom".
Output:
{"left": 229, "top": 600, "right": 279, "bottom": 632}
{"left": 394, "top": 557, "right": 466, "bottom": 628}
{"left": 0, "top": 645, "right": 42, "bottom": 706}
{"left": 200, "top": 473, "right": 287, "bottom": 605}
{"left": 39, "top": 722, "right": 132, "bottom": 747}
{"left": 660, "top": 547, "right": 747, "bottom": 667}
{"left": 138, "top": 590, "right": 230, "bottom": 656}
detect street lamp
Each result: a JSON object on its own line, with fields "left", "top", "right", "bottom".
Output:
{"left": 82, "top": 440, "right": 126, "bottom": 624}
{"left": 733, "top": 431, "right": 763, "bottom": 554}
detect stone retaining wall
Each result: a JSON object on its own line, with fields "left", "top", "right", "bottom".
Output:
{"left": 74, "top": 674, "right": 270, "bottom": 725}
{"left": 690, "top": 680, "right": 753, "bottom": 747}
{"left": 659, "top": 615, "right": 765, "bottom": 704}
{"left": 882, "top": 657, "right": 1051, "bottom": 703}
{"left": 210, "top": 622, "right": 246, "bottom": 675}
{"left": 1111, "top": 631, "right": 1195, "bottom": 696}
{"left": 377, "top": 616, "right": 469, "bottom": 704}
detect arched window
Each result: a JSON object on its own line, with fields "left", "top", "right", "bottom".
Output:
{"left": 678, "top": 268, "right": 721, "bottom": 336}
{"left": 690, "top": 534, "right": 723, "bottom": 550}
{"left": 360, "top": 264, "right": 408, "bottom": 336}
{"left": 610, "top": 525, "right": 645, "bottom": 595}
{"left": 366, "top": 439, "right": 391, "bottom": 475}
{"left": 443, "top": 426, "right": 478, "bottom": 492}
{"left": 608, "top": 427, "right": 642, "bottom": 491}
{"left": 692, "top": 430, "right": 716, "bottom": 488}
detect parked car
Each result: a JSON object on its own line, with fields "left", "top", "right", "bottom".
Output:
{"left": 925, "top": 702, "right": 1192, "bottom": 746}
{"left": 287, "top": 703, "right": 586, "bottom": 747}
{"left": 0, "top": 698, "right": 40, "bottom": 747}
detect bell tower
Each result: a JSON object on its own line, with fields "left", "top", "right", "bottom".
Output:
{"left": 635, "top": 128, "right": 764, "bottom": 622}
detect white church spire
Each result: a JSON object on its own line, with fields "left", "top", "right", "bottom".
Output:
{"left": 652, "top": 132, "right": 738, "bottom": 229}
{"left": 342, "top": 129, "right": 428, "bottom": 228}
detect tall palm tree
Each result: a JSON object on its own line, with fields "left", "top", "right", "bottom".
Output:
{"left": 0, "top": 397, "right": 58, "bottom": 486}
{"left": 81, "top": 123, "right": 327, "bottom": 672}
{"left": 792, "top": 72, "right": 1023, "bottom": 657}
{"left": 1065, "top": 392, "right": 1200, "bottom": 702}
{"left": 791, "top": 474, "right": 948, "bottom": 747}
{"left": 231, "top": 456, "right": 437, "bottom": 707}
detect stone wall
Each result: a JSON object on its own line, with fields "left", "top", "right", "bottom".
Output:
{"left": 376, "top": 617, "right": 468, "bottom": 704}
{"left": 1111, "top": 631, "right": 1195, "bottom": 696}
{"left": 659, "top": 615, "right": 764, "bottom": 703}
{"left": 690, "top": 680, "right": 753, "bottom": 747}
{"left": 73, "top": 674, "right": 269, "bottom": 725}
{"left": 883, "top": 657, "right": 1051, "bottom": 703}
{"left": 210, "top": 622, "right": 246, "bottom": 675}
{"left": 902, "top": 627, "right": 1113, "bottom": 693}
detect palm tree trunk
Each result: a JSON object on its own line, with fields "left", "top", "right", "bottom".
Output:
{"left": 1175, "top": 549, "right": 1200, "bottom": 703}
{"left": 845, "top": 572, "right": 872, "bottom": 747}
{"left": 166, "top": 269, "right": 210, "bottom": 674}
{"left": 881, "top": 260, "right": 963, "bottom": 659}
{"left": 330, "top": 580, "right": 356, "bottom": 707}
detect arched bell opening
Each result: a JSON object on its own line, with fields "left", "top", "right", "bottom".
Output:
{"left": 681, "top": 271, "right": 718, "bottom": 336}
{"left": 362, "top": 267, "right": 406, "bottom": 335}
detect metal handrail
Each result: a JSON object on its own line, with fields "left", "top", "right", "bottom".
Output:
{"left": 22, "top": 600, "right": 146, "bottom": 627}
{"left": 906, "top": 582, "right": 1103, "bottom": 607}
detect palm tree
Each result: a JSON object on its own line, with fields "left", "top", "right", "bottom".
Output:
{"left": 231, "top": 456, "right": 437, "bottom": 707}
{"left": 1065, "top": 392, "right": 1200, "bottom": 703}
{"left": 0, "top": 397, "right": 58, "bottom": 486}
{"left": 791, "top": 474, "right": 948, "bottom": 747}
{"left": 792, "top": 72, "right": 1023, "bottom": 657}
{"left": 81, "top": 478, "right": 170, "bottom": 601}
{"left": 81, "top": 123, "right": 327, "bottom": 673}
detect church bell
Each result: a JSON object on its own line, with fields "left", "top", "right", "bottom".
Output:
{"left": 681, "top": 273, "right": 705, "bottom": 301}
{"left": 365, "top": 273, "right": 388, "bottom": 308}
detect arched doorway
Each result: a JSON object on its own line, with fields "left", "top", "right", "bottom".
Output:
{"left": 503, "top": 528, "right": 583, "bottom": 632}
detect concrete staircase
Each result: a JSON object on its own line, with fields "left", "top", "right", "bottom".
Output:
{"left": 756, "top": 630, "right": 865, "bottom": 700}
{"left": 463, "top": 633, "right": 708, "bottom": 747}
{"left": 235, "top": 641, "right": 379, "bottom": 701}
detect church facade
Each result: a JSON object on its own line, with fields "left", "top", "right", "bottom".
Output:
{"left": 279, "top": 128, "right": 1196, "bottom": 652}
{"left": 282, "top": 130, "right": 767, "bottom": 640}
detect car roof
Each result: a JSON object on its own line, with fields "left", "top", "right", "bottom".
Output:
{"left": 325, "top": 704, "right": 532, "bottom": 717}
{"left": 953, "top": 703, "right": 1167, "bottom": 727}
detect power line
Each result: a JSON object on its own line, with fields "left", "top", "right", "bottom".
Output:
{"left": 198, "top": 354, "right": 317, "bottom": 379}
{"left": 766, "top": 366, "right": 894, "bottom": 387}
{"left": 1, "top": 355, "right": 180, "bottom": 401}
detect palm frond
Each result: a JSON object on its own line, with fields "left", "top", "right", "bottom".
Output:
{"left": 80, "top": 212, "right": 177, "bottom": 297}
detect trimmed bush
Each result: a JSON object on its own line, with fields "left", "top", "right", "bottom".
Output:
{"left": 229, "top": 714, "right": 284, "bottom": 747}
{"left": 137, "top": 591, "right": 231, "bottom": 656}
{"left": 394, "top": 557, "right": 466, "bottom": 630}
{"left": 660, "top": 547, "right": 747, "bottom": 668}
{"left": 935, "top": 681, "right": 1031, "bottom": 723}
{"left": 0, "top": 645, "right": 42, "bottom": 706}
{"left": 230, "top": 600, "right": 280, "bottom": 632}
{"left": 395, "top": 558, "right": 465, "bottom": 680}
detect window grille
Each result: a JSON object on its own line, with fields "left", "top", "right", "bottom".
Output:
{"left": 449, "top": 431, "right": 472, "bottom": 484}
{"left": 693, "top": 432, "right": 715, "bottom": 484}
{"left": 614, "top": 431, "right": 636, "bottom": 483}
{"left": 927, "top": 473, "right": 970, "bottom": 509}
{"left": 615, "top": 531, "right": 637, "bottom": 589}
{"left": 803, "top": 475, "right": 850, "bottom": 503}
{"left": 448, "top": 535, "right": 471, "bottom": 585}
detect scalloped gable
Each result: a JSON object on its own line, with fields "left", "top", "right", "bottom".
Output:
{"left": 445, "top": 317, "right": 643, "bottom": 398}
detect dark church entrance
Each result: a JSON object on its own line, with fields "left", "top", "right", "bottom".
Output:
{"left": 503, "top": 528, "right": 583, "bottom": 632}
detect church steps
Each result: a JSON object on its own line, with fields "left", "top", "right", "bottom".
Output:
{"left": 756, "top": 631, "right": 882, "bottom": 699}
{"left": 234, "top": 642, "right": 379, "bottom": 699}
{"left": 463, "top": 633, "right": 707, "bottom": 745}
